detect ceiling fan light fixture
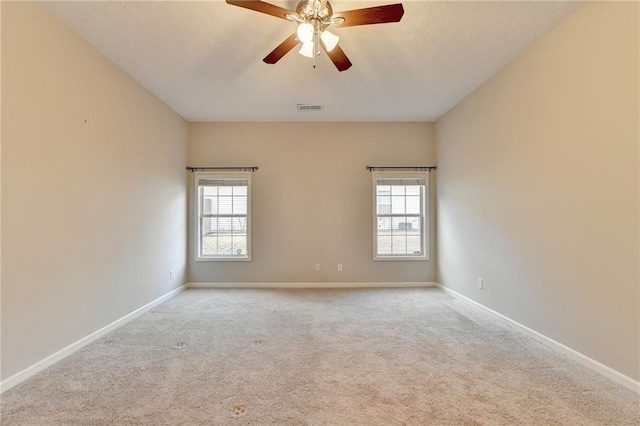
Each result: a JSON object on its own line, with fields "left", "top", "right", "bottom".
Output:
{"left": 320, "top": 30, "right": 339, "bottom": 52}
{"left": 296, "top": 22, "right": 314, "bottom": 43}
{"left": 226, "top": 0, "right": 405, "bottom": 71}
{"left": 299, "top": 41, "right": 315, "bottom": 58}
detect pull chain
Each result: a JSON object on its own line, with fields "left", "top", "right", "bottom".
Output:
{"left": 313, "top": 21, "right": 319, "bottom": 69}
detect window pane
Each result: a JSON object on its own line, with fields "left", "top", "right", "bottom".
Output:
{"left": 217, "top": 217, "right": 232, "bottom": 233}
{"left": 407, "top": 236, "right": 422, "bottom": 255}
{"left": 202, "top": 196, "right": 218, "bottom": 215}
{"left": 211, "top": 197, "right": 219, "bottom": 215}
{"left": 233, "top": 196, "right": 247, "bottom": 215}
{"left": 405, "top": 185, "right": 420, "bottom": 196}
{"left": 202, "top": 217, "right": 213, "bottom": 235}
{"left": 392, "top": 235, "right": 407, "bottom": 254}
{"left": 391, "top": 186, "right": 405, "bottom": 196}
{"left": 232, "top": 236, "right": 246, "bottom": 256}
{"left": 232, "top": 217, "right": 247, "bottom": 233}
{"left": 202, "top": 198, "right": 212, "bottom": 215}
{"left": 202, "top": 230, "right": 218, "bottom": 256}
{"left": 392, "top": 217, "right": 408, "bottom": 233}
{"left": 219, "top": 187, "right": 232, "bottom": 196}
{"left": 377, "top": 217, "right": 392, "bottom": 233}
{"left": 203, "top": 186, "right": 217, "bottom": 197}
{"left": 233, "top": 186, "right": 247, "bottom": 196}
{"left": 218, "top": 196, "right": 232, "bottom": 214}
{"left": 377, "top": 195, "right": 391, "bottom": 214}
{"left": 377, "top": 235, "right": 392, "bottom": 254}
{"left": 377, "top": 185, "right": 391, "bottom": 196}
{"left": 406, "top": 196, "right": 421, "bottom": 214}
{"left": 391, "top": 196, "right": 405, "bottom": 214}
{"left": 217, "top": 235, "right": 233, "bottom": 255}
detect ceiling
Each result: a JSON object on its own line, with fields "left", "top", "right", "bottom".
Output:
{"left": 41, "top": 0, "right": 583, "bottom": 122}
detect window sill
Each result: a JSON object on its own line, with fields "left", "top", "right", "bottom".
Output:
{"left": 373, "top": 255, "right": 429, "bottom": 261}
{"left": 195, "top": 256, "right": 251, "bottom": 262}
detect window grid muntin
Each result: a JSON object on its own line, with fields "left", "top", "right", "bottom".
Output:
{"left": 200, "top": 185, "right": 247, "bottom": 256}
{"left": 196, "top": 173, "right": 250, "bottom": 260}
{"left": 374, "top": 174, "right": 427, "bottom": 260}
{"left": 376, "top": 189, "right": 424, "bottom": 256}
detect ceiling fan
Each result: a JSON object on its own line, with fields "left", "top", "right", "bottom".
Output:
{"left": 226, "top": 0, "right": 404, "bottom": 71}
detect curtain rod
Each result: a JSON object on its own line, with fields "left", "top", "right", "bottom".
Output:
{"left": 186, "top": 166, "right": 259, "bottom": 173}
{"left": 366, "top": 165, "right": 437, "bottom": 172}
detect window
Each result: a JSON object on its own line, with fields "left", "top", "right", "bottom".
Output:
{"left": 373, "top": 172, "right": 428, "bottom": 260}
{"left": 195, "top": 172, "right": 251, "bottom": 261}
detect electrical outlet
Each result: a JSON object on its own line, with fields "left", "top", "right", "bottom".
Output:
{"left": 477, "top": 278, "right": 483, "bottom": 289}
{"left": 315, "top": 264, "right": 321, "bottom": 271}
{"left": 337, "top": 264, "right": 343, "bottom": 272}
{"left": 170, "top": 269, "right": 175, "bottom": 279}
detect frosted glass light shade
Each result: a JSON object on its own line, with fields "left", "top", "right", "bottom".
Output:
{"left": 299, "top": 41, "right": 314, "bottom": 58}
{"left": 296, "top": 23, "right": 314, "bottom": 43}
{"left": 320, "top": 30, "right": 339, "bottom": 52}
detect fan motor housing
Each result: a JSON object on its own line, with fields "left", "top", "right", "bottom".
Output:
{"left": 296, "top": 0, "right": 333, "bottom": 22}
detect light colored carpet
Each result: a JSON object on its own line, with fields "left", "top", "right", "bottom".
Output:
{"left": 1, "top": 288, "right": 638, "bottom": 425}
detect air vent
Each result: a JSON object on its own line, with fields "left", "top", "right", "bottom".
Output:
{"left": 297, "top": 104, "right": 324, "bottom": 112}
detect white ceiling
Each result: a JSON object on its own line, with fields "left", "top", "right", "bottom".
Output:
{"left": 41, "top": 0, "right": 583, "bottom": 122}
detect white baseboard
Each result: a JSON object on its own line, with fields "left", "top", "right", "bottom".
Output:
{"left": 0, "top": 285, "right": 187, "bottom": 394}
{"left": 188, "top": 282, "right": 438, "bottom": 289}
{"left": 437, "top": 284, "right": 640, "bottom": 394}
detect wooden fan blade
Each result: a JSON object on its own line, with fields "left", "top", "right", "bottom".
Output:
{"left": 322, "top": 43, "right": 352, "bottom": 72}
{"left": 226, "top": 0, "right": 294, "bottom": 20}
{"left": 263, "top": 33, "right": 299, "bottom": 64}
{"left": 333, "top": 4, "right": 404, "bottom": 27}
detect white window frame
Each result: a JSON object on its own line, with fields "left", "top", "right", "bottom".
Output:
{"left": 194, "top": 172, "right": 251, "bottom": 262}
{"left": 372, "top": 171, "right": 429, "bottom": 261}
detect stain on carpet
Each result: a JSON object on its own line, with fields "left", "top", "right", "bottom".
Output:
{"left": 233, "top": 405, "right": 247, "bottom": 416}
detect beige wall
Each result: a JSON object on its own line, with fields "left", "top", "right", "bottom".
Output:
{"left": 1, "top": 3, "right": 188, "bottom": 380}
{"left": 436, "top": 1, "right": 639, "bottom": 381}
{"left": 189, "top": 122, "right": 436, "bottom": 283}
